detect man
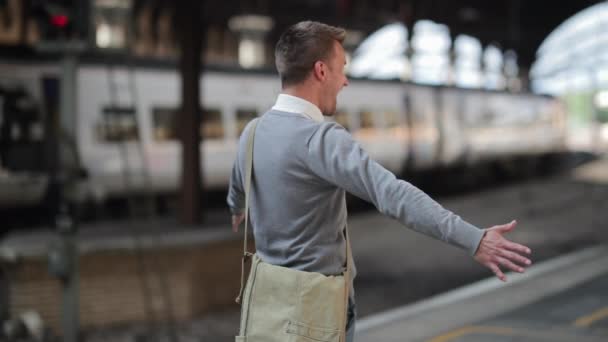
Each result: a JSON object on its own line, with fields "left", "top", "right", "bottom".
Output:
{"left": 227, "top": 21, "right": 532, "bottom": 342}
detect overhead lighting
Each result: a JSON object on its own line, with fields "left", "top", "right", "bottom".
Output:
{"left": 95, "top": 0, "right": 131, "bottom": 9}
{"left": 228, "top": 15, "right": 274, "bottom": 33}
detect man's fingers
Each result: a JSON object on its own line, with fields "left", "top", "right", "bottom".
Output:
{"left": 232, "top": 219, "right": 238, "bottom": 233}
{"left": 499, "top": 249, "right": 531, "bottom": 266}
{"left": 488, "top": 263, "right": 506, "bottom": 282}
{"left": 232, "top": 214, "right": 244, "bottom": 233}
{"left": 504, "top": 240, "right": 532, "bottom": 255}
{"left": 495, "top": 220, "right": 517, "bottom": 233}
{"left": 497, "top": 256, "right": 525, "bottom": 273}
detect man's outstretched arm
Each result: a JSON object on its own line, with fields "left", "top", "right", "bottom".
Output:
{"left": 307, "top": 123, "right": 532, "bottom": 280}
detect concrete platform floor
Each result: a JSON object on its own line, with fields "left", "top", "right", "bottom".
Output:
{"left": 357, "top": 245, "right": 608, "bottom": 341}
{"left": 3, "top": 157, "right": 608, "bottom": 341}
{"left": 80, "top": 157, "right": 608, "bottom": 342}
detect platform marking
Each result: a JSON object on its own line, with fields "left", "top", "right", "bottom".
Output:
{"left": 357, "top": 245, "right": 608, "bottom": 334}
{"left": 574, "top": 306, "right": 608, "bottom": 328}
{"left": 427, "top": 325, "right": 603, "bottom": 342}
{"left": 426, "top": 326, "right": 514, "bottom": 342}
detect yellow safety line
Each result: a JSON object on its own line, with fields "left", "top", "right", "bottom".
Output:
{"left": 427, "top": 306, "right": 608, "bottom": 342}
{"left": 574, "top": 306, "right": 608, "bottom": 327}
{"left": 427, "top": 326, "right": 516, "bottom": 342}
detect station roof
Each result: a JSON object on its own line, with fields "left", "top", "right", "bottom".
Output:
{"left": 163, "top": 0, "right": 604, "bottom": 70}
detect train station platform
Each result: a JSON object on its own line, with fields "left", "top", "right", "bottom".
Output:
{"left": 356, "top": 244, "right": 608, "bottom": 341}
{"left": 1, "top": 156, "right": 606, "bottom": 340}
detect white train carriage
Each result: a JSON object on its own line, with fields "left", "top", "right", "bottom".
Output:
{"left": 77, "top": 67, "right": 279, "bottom": 199}
{"left": 0, "top": 60, "right": 567, "bottom": 208}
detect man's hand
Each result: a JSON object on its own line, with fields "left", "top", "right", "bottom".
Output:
{"left": 232, "top": 213, "right": 245, "bottom": 233}
{"left": 474, "top": 220, "right": 532, "bottom": 282}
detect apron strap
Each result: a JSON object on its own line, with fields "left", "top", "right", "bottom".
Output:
{"left": 235, "top": 118, "right": 259, "bottom": 304}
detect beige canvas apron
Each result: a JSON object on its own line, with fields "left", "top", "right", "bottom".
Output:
{"left": 235, "top": 118, "right": 352, "bottom": 342}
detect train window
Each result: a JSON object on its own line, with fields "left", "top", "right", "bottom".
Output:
{"left": 359, "top": 110, "right": 375, "bottom": 129}
{"left": 201, "top": 108, "right": 224, "bottom": 140}
{"left": 333, "top": 109, "right": 350, "bottom": 131}
{"left": 385, "top": 111, "right": 400, "bottom": 128}
{"left": 152, "top": 107, "right": 225, "bottom": 141}
{"left": 97, "top": 106, "right": 139, "bottom": 142}
{"left": 152, "top": 107, "right": 177, "bottom": 141}
{"left": 236, "top": 108, "right": 258, "bottom": 136}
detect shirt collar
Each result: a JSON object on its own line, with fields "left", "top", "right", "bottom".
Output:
{"left": 271, "top": 94, "right": 324, "bottom": 123}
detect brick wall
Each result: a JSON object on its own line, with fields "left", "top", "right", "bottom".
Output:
{"left": 5, "top": 237, "right": 254, "bottom": 334}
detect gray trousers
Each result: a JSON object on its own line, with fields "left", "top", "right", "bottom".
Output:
{"left": 346, "top": 298, "right": 357, "bottom": 342}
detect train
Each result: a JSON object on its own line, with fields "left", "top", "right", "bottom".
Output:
{"left": 0, "top": 57, "right": 567, "bottom": 212}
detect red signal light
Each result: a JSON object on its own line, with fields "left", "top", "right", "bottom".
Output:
{"left": 51, "top": 15, "right": 69, "bottom": 28}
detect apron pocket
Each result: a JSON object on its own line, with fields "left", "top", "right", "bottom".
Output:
{"left": 285, "top": 320, "right": 341, "bottom": 342}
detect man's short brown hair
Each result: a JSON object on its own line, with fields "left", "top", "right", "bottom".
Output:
{"left": 275, "top": 21, "right": 346, "bottom": 87}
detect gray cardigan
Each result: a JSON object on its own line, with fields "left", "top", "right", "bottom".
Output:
{"left": 227, "top": 110, "right": 484, "bottom": 298}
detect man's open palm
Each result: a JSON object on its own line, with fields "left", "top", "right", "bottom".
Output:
{"left": 474, "top": 220, "right": 532, "bottom": 282}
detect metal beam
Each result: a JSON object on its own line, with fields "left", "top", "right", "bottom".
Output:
{"left": 176, "top": 0, "right": 204, "bottom": 224}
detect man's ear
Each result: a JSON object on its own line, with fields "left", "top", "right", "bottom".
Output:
{"left": 313, "top": 61, "right": 326, "bottom": 81}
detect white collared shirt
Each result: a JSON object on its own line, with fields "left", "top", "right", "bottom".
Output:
{"left": 271, "top": 94, "right": 324, "bottom": 123}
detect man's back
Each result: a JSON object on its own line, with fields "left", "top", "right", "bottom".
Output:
{"left": 229, "top": 109, "right": 352, "bottom": 278}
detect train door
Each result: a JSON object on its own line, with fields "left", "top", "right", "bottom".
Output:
{"left": 406, "top": 84, "right": 440, "bottom": 171}
{"left": 459, "top": 89, "right": 487, "bottom": 164}
{"left": 0, "top": 81, "right": 49, "bottom": 209}
{"left": 339, "top": 80, "right": 407, "bottom": 174}
{"left": 437, "top": 87, "right": 468, "bottom": 166}
{"left": 201, "top": 72, "right": 278, "bottom": 189}
{"left": 77, "top": 66, "right": 149, "bottom": 198}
